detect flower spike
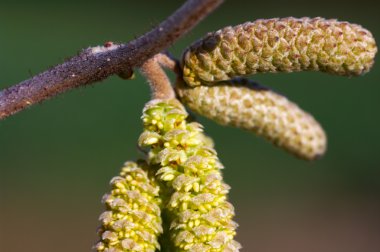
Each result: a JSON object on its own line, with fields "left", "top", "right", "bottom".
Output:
{"left": 95, "top": 161, "right": 163, "bottom": 252}
{"left": 139, "top": 99, "right": 241, "bottom": 251}
{"left": 182, "top": 17, "right": 377, "bottom": 86}
{"left": 176, "top": 78, "right": 326, "bottom": 160}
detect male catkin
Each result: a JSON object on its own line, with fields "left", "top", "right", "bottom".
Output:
{"left": 139, "top": 99, "right": 241, "bottom": 251}
{"left": 176, "top": 78, "right": 326, "bottom": 160}
{"left": 95, "top": 161, "right": 163, "bottom": 252}
{"left": 182, "top": 17, "right": 377, "bottom": 86}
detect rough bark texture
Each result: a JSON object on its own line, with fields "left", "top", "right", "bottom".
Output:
{"left": 0, "top": 0, "right": 223, "bottom": 120}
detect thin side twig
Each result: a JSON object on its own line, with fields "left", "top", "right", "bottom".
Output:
{"left": 140, "top": 54, "right": 175, "bottom": 100}
{"left": 155, "top": 52, "right": 180, "bottom": 74}
{"left": 0, "top": 0, "right": 223, "bottom": 120}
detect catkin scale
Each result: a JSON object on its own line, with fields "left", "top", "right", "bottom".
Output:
{"left": 95, "top": 161, "right": 163, "bottom": 252}
{"left": 176, "top": 78, "right": 326, "bottom": 160}
{"left": 182, "top": 17, "right": 377, "bottom": 86}
{"left": 139, "top": 99, "right": 241, "bottom": 251}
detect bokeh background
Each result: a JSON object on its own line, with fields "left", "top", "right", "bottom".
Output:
{"left": 1, "top": 0, "right": 380, "bottom": 251}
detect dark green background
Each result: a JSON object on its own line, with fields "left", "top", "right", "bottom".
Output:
{"left": 1, "top": 1, "right": 379, "bottom": 251}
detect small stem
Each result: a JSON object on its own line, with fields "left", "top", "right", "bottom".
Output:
{"left": 156, "top": 53, "right": 180, "bottom": 74}
{"left": 140, "top": 55, "right": 175, "bottom": 100}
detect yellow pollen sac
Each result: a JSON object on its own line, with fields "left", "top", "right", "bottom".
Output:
{"left": 163, "top": 173, "right": 175, "bottom": 181}
{"left": 181, "top": 202, "right": 188, "bottom": 211}
{"left": 193, "top": 182, "right": 200, "bottom": 192}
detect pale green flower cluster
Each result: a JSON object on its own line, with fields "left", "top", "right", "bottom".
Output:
{"left": 95, "top": 161, "right": 163, "bottom": 252}
{"left": 139, "top": 99, "right": 241, "bottom": 251}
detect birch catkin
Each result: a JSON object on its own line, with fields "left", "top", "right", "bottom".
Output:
{"left": 182, "top": 17, "right": 377, "bottom": 86}
{"left": 139, "top": 99, "right": 241, "bottom": 251}
{"left": 176, "top": 78, "right": 326, "bottom": 160}
{"left": 95, "top": 161, "right": 163, "bottom": 252}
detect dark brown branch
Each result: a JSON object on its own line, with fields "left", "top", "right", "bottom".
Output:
{"left": 0, "top": 0, "right": 223, "bottom": 120}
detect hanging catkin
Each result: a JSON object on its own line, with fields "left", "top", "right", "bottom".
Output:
{"left": 182, "top": 17, "right": 377, "bottom": 86}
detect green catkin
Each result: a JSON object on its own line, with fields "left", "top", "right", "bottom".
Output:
{"left": 95, "top": 161, "right": 163, "bottom": 252}
{"left": 182, "top": 17, "right": 377, "bottom": 86}
{"left": 139, "top": 99, "right": 241, "bottom": 251}
{"left": 176, "top": 78, "right": 326, "bottom": 160}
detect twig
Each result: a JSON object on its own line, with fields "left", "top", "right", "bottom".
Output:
{"left": 140, "top": 54, "right": 175, "bottom": 100}
{"left": 156, "top": 52, "right": 180, "bottom": 73}
{"left": 0, "top": 0, "right": 223, "bottom": 120}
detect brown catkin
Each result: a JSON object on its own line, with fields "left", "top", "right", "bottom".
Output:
{"left": 182, "top": 17, "right": 377, "bottom": 86}
{"left": 176, "top": 78, "right": 326, "bottom": 160}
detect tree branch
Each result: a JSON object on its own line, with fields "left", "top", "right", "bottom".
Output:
{"left": 0, "top": 0, "right": 223, "bottom": 120}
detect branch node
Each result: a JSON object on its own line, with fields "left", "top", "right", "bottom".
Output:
{"left": 118, "top": 69, "right": 135, "bottom": 80}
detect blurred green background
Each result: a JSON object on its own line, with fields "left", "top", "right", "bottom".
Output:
{"left": 1, "top": 0, "right": 379, "bottom": 251}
